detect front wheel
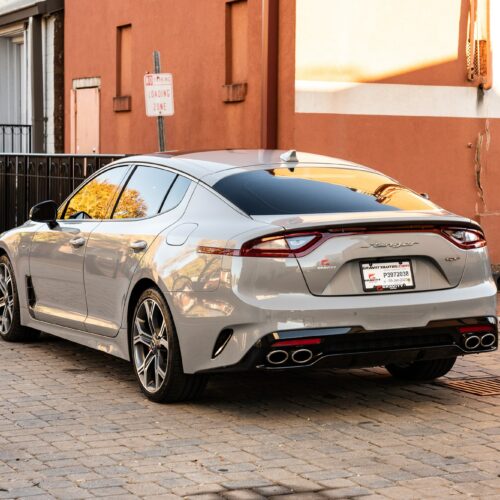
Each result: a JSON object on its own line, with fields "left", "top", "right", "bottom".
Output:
{"left": 130, "top": 288, "right": 207, "bottom": 403}
{"left": 385, "top": 357, "right": 456, "bottom": 381}
{"left": 0, "top": 255, "right": 39, "bottom": 342}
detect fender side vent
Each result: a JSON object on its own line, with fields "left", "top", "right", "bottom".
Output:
{"left": 212, "top": 329, "right": 233, "bottom": 358}
{"left": 26, "top": 276, "right": 36, "bottom": 308}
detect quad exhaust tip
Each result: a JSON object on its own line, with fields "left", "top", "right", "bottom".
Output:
{"left": 267, "top": 350, "right": 289, "bottom": 365}
{"left": 291, "top": 349, "right": 313, "bottom": 364}
{"left": 480, "top": 333, "right": 496, "bottom": 348}
{"left": 464, "top": 335, "right": 481, "bottom": 350}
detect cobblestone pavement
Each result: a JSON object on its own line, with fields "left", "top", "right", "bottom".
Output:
{"left": 1, "top": 308, "right": 500, "bottom": 499}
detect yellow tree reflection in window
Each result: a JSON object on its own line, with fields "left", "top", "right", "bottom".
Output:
{"left": 114, "top": 186, "right": 148, "bottom": 219}
{"left": 66, "top": 180, "right": 146, "bottom": 219}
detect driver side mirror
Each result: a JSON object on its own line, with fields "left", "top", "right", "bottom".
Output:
{"left": 30, "top": 200, "right": 59, "bottom": 228}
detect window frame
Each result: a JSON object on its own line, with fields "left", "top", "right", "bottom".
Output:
{"left": 110, "top": 164, "right": 180, "bottom": 220}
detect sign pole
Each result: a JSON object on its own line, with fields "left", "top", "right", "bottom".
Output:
{"left": 153, "top": 51, "right": 166, "bottom": 152}
{"left": 144, "top": 54, "right": 174, "bottom": 146}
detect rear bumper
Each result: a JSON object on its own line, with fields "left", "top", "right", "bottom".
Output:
{"left": 171, "top": 280, "right": 497, "bottom": 373}
{"left": 199, "top": 316, "right": 498, "bottom": 373}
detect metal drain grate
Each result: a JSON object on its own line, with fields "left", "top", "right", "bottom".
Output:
{"left": 436, "top": 377, "right": 500, "bottom": 396}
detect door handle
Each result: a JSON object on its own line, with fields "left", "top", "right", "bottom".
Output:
{"left": 69, "top": 237, "right": 86, "bottom": 248}
{"left": 130, "top": 240, "right": 148, "bottom": 252}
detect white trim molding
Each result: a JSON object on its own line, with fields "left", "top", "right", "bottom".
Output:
{"left": 295, "top": 80, "right": 500, "bottom": 119}
{"left": 0, "top": 21, "right": 24, "bottom": 36}
{"left": 72, "top": 77, "right": 101, "bottom": 90}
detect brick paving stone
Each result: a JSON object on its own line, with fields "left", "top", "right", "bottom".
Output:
{"left": 80, "top": 477, "right": 125, "bottom": 489}
{"left": 221, "top": 479, "right": 272, "bottom": 490}
{"left": 222, "top": 489, "right": 266, "bottom": 499}
{"left": 171, "top": 483, "right": 225, "bottom": 497}
{"left": 45, "top": 486, "right": 93, "bottom": 499}
{"left": 253, "top": 485, "right": 293, "bottom": 496}
{"left": 276, "top": 477, "right": 323, "bottom": 492}
{"left": 316, "top": 478, "right": 357, "bottom": 490}
{"left": 90, "top": 486, "right": 130, "bottom": 497}
{"left": 144, "top": 495, "right": 181, "bottom": 500}
{"left": 320, "top": 486, "right": 372, "bottom": 498}
{"left": 376, "top": 486, "right": 422, "bottom": 499}
{"left": 1, "top": 301, "right": 500, "bottom": 499}
{"left": 124, "top": 482, "right": 170, "bottom": 496}
{"left": 0, "top": 486, "right": 47, "bottom": 498}
{"left": 186, "top": 495, "right": 221, "bottom": 500}
{"left": 269, "top": 494, "right": 325, "bottom": 500}
{"left": 351, "top": 474, "right": 393, "bottom": 489}
{"left": 23, "top": 495, "right": 57, "bottom": 500}
{"left": 448, "top": 481, "right": 500, "bottom": 497}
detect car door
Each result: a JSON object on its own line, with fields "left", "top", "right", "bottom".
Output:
{"left": 29, "top": 165, "right": 131, "bottom": 330}
{"left": 84, "top": 165, "right": 192, "bottom": 336}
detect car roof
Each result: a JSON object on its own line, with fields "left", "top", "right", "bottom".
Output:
{"left": 119, "top": 149, "right": 368, "bottom": 182}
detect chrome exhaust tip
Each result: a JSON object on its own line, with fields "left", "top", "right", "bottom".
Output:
{"left": 480, "top": 333, "right": 496, "bottom": 348}
{"left": 464, "top": 335, "right": 481, "bottom": 350}
{"left": 291, "top": 349, "right": 313, "bottom": 364}
{"left": 267, "top": 350, "right": 289, "bottom": 365}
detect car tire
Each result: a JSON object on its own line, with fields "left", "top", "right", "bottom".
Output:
{"left": 130, "top": 287, "right": 207, "bottom": 403}
{"left": 0, "top": 255, "right": 40, "bottom": 343}
{"left": 385, "top": 357, "right": 457, "bottom": 381}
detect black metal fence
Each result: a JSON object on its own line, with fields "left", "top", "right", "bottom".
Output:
{"left": 0, "top": 125, "right": 32, "bottom": 153}
{"left": 0, "top": 153, "right": 126, "bottom": 232}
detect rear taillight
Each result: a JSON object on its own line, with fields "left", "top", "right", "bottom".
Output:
{"left": 441, "top": 227, "right": 486, "bottom": 249}
{"left": 239, "top": 232, "right": 322, "bottom": 258}
{"left": 197, "top": 224, "right": 487, "bottom": 258}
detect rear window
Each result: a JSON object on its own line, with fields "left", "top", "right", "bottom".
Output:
{"left": 212, "top": 167, "right": 438, "bottom": 215}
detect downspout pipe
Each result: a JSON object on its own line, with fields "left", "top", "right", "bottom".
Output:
{"left": 261, "top": 0, "right": 279, "bottom": 149}
{"left": 31, "top": 15, "right": 44, "bottom": 153}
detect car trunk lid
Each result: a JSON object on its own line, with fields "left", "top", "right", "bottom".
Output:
{"left": 252, "top": 211, "right": 477, "bottom": 296}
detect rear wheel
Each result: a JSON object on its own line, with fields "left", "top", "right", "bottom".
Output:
{"left": 130, "top": 288, "right": 207, "bottom": 403}
{"left": 0, "top": 255, "right": 39, "bottom": 342}
{"left": 385, "top": 357, "right": 456, "bottom": 381}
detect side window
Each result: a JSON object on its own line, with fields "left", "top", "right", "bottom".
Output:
{"left": 112, "top": 166, "right": 176, "bottom": 219}
{"left": 64, "top": 166, "right": 130, "bottom": 220}
{"left": 160, "top": 175, "right": 191, "bottom": 213}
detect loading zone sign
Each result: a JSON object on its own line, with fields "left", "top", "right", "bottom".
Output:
{"left": 144, "top": 73, "right": 174, "bottom": 117}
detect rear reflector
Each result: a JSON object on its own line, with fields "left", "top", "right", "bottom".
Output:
{"left": 458, "top": 326, "right": 494, "bottom": 334}
{"left": 273, "top": 338, "right": 322, "bottom": 347}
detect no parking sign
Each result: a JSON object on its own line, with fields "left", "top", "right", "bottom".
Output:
{"left": 144, "top": 73, "right": 174, "bottom": 117}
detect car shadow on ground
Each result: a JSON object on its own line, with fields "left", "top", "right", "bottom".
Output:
{"left": 19, "top": 333, "right": 463, "bottom": 412}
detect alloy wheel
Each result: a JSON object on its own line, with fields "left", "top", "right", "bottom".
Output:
{"left": 133, "top": 298, "right": 169, "bottom": 393}
{"left": 0, "top": 264, "right": 14, "bottom": 335}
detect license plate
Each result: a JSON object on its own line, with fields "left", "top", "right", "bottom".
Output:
{"left": 360, "top": 260, "right": 414, "bottom": 292}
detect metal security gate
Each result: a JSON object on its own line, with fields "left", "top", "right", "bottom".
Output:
{"left": 0, "top": 153, "right": 126, "bottom": 232}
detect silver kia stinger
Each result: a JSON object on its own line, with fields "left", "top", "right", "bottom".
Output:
{"left": 0, "top": 150, "right": 497, "bottom": 402}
